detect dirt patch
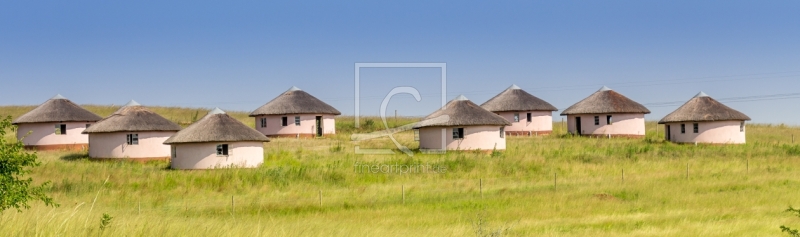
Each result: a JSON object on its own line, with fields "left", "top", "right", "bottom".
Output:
{"left": 593, "top": 193, "right": 618, "bottom": 201}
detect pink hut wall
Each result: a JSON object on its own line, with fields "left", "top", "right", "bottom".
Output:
{"left": 496, "top": 111, "right": 552, "bottom": 134}
{"left": 664, "top": 120, "right": 746, "bottom": 144}
{"left": 88, "top": 131, "right": 175, "bottom": 159}
{"left": 16, "top": 122, "right": 94, "bottom": 148}
{"left": 418, "top": 125, "right": 506, "bottom": 151}
{"left": 254, "top": 114, "right": 335, "bottom": 137}
{"left": 170, "top": 142, "right": 264, "bottom": 169}
{"left": 566, "top": 113, "right": 646, "bottom": 137}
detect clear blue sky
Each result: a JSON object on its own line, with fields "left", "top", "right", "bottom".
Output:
{"left": 2, "top": 1, "right": 799, "bottom": 124}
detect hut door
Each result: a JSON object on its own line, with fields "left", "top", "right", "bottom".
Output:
{"left": 315, "top": 116, "right": 323, "bottom": 137}
{"left": 575, "top": 117, "right": 582, "bottom": 135}
{"left": 665, "top": 125, "right": 671, "bottom": 141}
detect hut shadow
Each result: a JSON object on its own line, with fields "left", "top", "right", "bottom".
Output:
{"left": 60, "top": 153, "right": 90, "bottom": 161}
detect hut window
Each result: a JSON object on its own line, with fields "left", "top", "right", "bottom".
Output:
{"left": 452, "top": 128, "right": 464, "bottom": 139}
{"left": 126, "top": 134, "right": 139, "bottom": 145}
{"left": 693, "top": 123, "right": 699, "bottom": 133}
{"left": 594, "top": 116, "right": 599, "bottom": 125}
{"left": 526, "top": 113, "right": 532, "bottom": 122}
{"left": 171, "top": 146, "right": 177, "bottom": 159}
{"left": 216, "top": 144, "right": 229, "bottom": 156}
{"left": 260, "top": 118, "right": 267, "bottom": 128}
{"left": 513, "top": 113, "right": 519, "bottom": 122}
{"left": 681, "top": 124, "right": 686, "bottom": 134}
{"left": 500, "top": 127, "right": 505, "bottom": 138}
{"left": 55, "top": 124, "right": 66, "bottom": 135}
{"left": 295, "top": 116, "right": 301, "bottom": 126}
{"left": 413, "top": 129, "right": 420, "bottom": 141}
{"left": 740, "top": 122, "right": 745, "bottom": 132}
{"left": 606, "top": 115, "right": 612, "bottom": 125}
{"left": 281, "top": 117, "right": 288, "bottom": 126}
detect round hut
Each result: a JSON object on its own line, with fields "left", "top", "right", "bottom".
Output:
{"left": 164, "top": 108, "right": 270, "bottom": 169}
{"left": 560, "top": 86, "right": 651, "bottom": 138}
{"left": 659, "top": 92, "right": 750, "bottom": 144}
{"left": 480, "top": 84, "right": 558, "bottom": 136}
{"left": 83, "top": 100, "right": 182, "bottom": 161}
{"left": 249, "top": 86, "right": 341, "bottom": 138}
{"left": 12, "top": 94, "right": 102, "bottom": 151}
{"left": 413, "top": 95, "right": 511, "bottom": 151}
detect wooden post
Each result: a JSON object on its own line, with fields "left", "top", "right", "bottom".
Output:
{"left": 480, "top": 179, "right": 483, "bottom": 198}
{"left": 402, "top": 185, "right": 405, "bottom": 204}
{"left": 686, "top": 163, "right": 689, "bottom": 180}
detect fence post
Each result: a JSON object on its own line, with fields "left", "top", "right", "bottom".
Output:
{"left": 480, "top": 179, "right": 483, "bottom": 198}
{"left": 686, "top": 163, "right": 689, "bottom": 180}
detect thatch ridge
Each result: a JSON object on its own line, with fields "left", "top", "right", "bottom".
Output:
{"left": 164, "top": 110, "right": 270, "bottom": 144}
{"left": 13, "top": 96, "right": 102, "bottom": 124}
{"left": 480, "top": 85, "right": 558, "bottom": 112}
{"left": 83, "top": 105, "right": 182, "bottom": 133}
{"left": 413, "top": 95, "right": 511, "bottom": 128}
{"left": 560, "top": 87, "right": 650, "bottom": 115}
{"left": 658, "top": 94, "right": 751, "bottom": 124}
{"left": 249, "top": 87, "right": 341, "bottom": 116}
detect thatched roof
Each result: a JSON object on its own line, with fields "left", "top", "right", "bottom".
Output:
{"left": 658, "top": 92, "right": 751, "bottom": 124}
{"left": 560, "top": 86, "right": 651, "bottom": 115}
{"left": 164, "top": 108, "right": 270, "bottom": 144}
{"left": 249, "top": 86, "right": 340, "bottom": 116}
{"left": 480, "top": 84, "right": 558, "bottom": 112}
{"left": 413, "top": 95, "right": 511, "bottom": 128}
{"left": 12, "top": 94, "right": 102, "bottom": 124}
{"left": 83, "top": 100, "right": 182, "bottom": 134}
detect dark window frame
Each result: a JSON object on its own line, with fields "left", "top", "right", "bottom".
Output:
{"left": 526, "top": 113, "right": 532, "bottom": 122}
{"left": 55, "top": 124, "right": 67, "bottom": 135}
{"left": 216, "top": 144, "right": 229, "bottom": 156}
{"left": 693, "top": 123, "right": 699, "bottom": 133}
{"left": 260, "top": 118, "right": 267, "bottom": 128}
{"left": 606, "top": 115, "right": 612, "bottom": 125}
{"left": 681, "top": 124, "right": 686, "bottom": 134}
{"left": 294, "top": 116, "right": 301, "bottom": 126}
{"left": 513, "top": 113, "right": 519, "bottom": 122}
{"left": 594, "top": 116, "right": 600, "bottom": 125}
{"left": 281, "top": 117, "right": 288, "bottom": 126}
{"left": 500, "top": 127, "right": 505, "bottom": 138}
{"left": 126, "top": 134, "right": 139, "bottom": 145}
{"left": 452, "top": 127, "right": 464, "bottom": 139}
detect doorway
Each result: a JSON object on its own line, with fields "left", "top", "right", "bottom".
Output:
{"left": 315, "top": 116, "right": 323, "bottom": 137}
{"left": 665, "top": 125, "right": 671, "bottom": 141}
{"left": 575, "top": 117, "right": 582, "bottom": 135}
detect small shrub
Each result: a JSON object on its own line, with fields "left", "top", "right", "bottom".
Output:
{"left": 100, "top": 213, "right": 113, "bottom": 231}
{"left": 781, "top": 207, "right": 800, "bottom": 237}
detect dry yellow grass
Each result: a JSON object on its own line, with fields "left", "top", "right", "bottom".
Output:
{"left": 1, "top": 105, "right": 799, "bottom": 236}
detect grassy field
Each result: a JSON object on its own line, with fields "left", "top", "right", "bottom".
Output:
{"left": 2, "top": 105, "right": 800, "bottom": 236}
